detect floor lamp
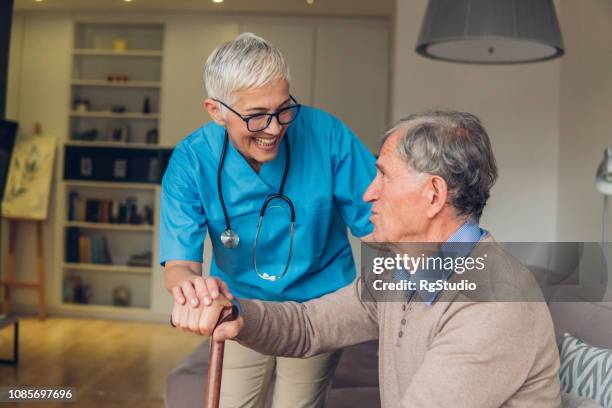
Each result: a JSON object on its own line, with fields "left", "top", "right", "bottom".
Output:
{"left": 595, "top": 147, "right": 612, "bottom": 287}
{"left": 596, "top": 147, "right": 612, "bottom": 243}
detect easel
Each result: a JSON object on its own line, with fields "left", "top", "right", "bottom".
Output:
{"left": 0, "top": 123, "right": 48, "bottom": 321}
{"left": 1, "top": 218, "right": 46, "bottom": 321}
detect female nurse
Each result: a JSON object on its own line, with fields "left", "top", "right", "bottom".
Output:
{"left": 161, "top": 33, "right": 374, "bottom": 408}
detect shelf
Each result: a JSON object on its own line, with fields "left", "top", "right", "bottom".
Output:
{"left": 71, "top": 79, "right": 161, "bottom": 88}
{"left": 64, "top": 221, "right": 155, "bottom": 232}
{"left": 73, "top": 49, "right": 163, "bottom": 58}
{"left": 64, "top": 180, "right": 159, "bottom": 190}
{"left": 58, "top": 303, "right": 152, "bottom": 315}
{"left": 63, "top": 262, "right": 152, "bottom": 275}
{"left": 65, "top": 140, "right": 172, "bottom": 150}
{"left": 70, "top": 111, "right": 159, "bottom": 119}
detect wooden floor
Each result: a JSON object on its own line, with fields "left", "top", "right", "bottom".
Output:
{"left": 0, "top": 316, "right": 206, "bottom": 407}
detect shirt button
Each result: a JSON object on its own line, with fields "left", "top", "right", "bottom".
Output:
{"left": 402, "top": 304, "right": 406, "bottom": 311}
{"left": 398, "top": 331, "right": 403, "bottom": 338}
{"left": 401, "top": 319, "right": 406, "bottom": 325}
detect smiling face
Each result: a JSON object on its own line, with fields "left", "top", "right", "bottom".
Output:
{"left": 205, "top": 80, "right": 292, "bottom": 172}
{"left": 363, "top": 130, "right": 432, "bottom": 243}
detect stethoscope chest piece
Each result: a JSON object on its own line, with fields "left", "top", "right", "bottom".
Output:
{"left": 220, "top": 229, "right": 240, "bottom": 248}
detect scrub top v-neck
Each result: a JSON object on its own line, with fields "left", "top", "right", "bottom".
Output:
{"left": 160, "top": 106, "right": 375, "bottom": 302}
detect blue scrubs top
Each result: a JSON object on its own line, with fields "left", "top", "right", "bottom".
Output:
{"left": 160, "top": 106, "right": 375, "bottom": 302}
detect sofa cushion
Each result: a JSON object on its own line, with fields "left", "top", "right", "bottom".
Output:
{"left": 560, "top": 333, "right": 612, "bottom": 407}
{"left": 547, "top": 285, "right": 612, "bottom": 349}
{"left": 561, "top": 392, "right": 603, "bottom": 408}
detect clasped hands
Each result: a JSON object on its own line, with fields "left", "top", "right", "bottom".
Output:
{"left": 170, "top": 276, "right": 243, "bottom": 341}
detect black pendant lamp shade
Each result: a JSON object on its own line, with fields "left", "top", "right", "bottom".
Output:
{"left": 416, "top": 0, "right": 565, "bottom": 64}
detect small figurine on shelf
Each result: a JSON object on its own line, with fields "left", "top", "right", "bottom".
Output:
{"left": 73, "top": 98, "right": 90, "bottom": 112}
{"left": 127, "top": 251, "right": 152, "bottom": 267}
{"left": 110, "top": 105, "right": 127, "bottom": 113}
{"left": 143, "top": 205, "right": 153, "bottom": 225}
{"left": 113, "top": 38, "right": 127, "bottom": 53}
{"left": 74, "top": 281, "right": 92, "bottom": 304}
{"left": 63, "top": 275, "right": 81, "bottom": 303}
{"left": 106, "top": 74, "right": 129, "bottom": 83}
{"left": 106, "top": 122, "right": 130, "bottom": 142}
{"left": 145, "top": 128, "right": 158, "bottom": 144}
{"left": 72, "top": 129, "right": 98, "bottom": 141}
{"left": 142, "top": 97, "right": 151, "bottom": 114}
{"left": 112, "top": 286, "right": 131, "bottom": 307}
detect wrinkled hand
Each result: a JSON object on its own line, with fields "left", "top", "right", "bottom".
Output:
{"left": 171, "top": 294, "right": 233, "bottom": 336}
{"left": 212, "top": 312, "right": 244, "bottom": 343}
{"left": 171, "top": 276, "right": 233, "bottom": 308}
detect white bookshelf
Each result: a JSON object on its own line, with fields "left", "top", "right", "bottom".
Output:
{"left": 58, "top": 22, "right": 165, "bottom": 314}
{"left": 73, "top": 49, "right": 163, "bottom": 58}
{"left": 71, "top": 79, "right": 162, "bottom": 88}
{"left": 69, "top": 111, "right": 160, "bottom": 120}
{"left": 64, "top": 221, "right": 155, "bottom": 232}
{"left": 65, "top": 140, "right": 172, "bottom": 150}
{"left": 63, "top": 263, "right": 152, "bottom": 275}
{"left": 64, "top": 180, "right": 159, "bottom": 190}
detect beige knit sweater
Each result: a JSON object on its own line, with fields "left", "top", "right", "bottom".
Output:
{"left": 235, "top": 236, "right": 561, "bottom": 407}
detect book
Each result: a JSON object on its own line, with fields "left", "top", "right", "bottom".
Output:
{"left": 66, "top": 227, "right": 79, "bottom": 263}
{"left": 68, "top": 191, "right": 79, "bottom": 221}
{"left": 78, "top": 235, "right": 90, "bottom": 264}
{"left": 85, "top": 199, "right": 100, "bottom": 223}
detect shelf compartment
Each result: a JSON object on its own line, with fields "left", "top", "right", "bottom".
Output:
{"left": 64, "top": 180, "right": 159, "bottom": 190}
{"left": 71, "top": 79, "right": 161, "bottom": 88}
{"left": 70, "top": 111, "right": 159, "bottom": 119}
{"left": 58, "top": 303, "right": 151, "bottom": 314}
{"left": 65, "top": 140, "right": 171, "bottom": 150}
{"left": 74, "top": 49, "right": 163, "bottom": 58}
{"left": 63, "top": 262, "right": 151, "bottom": 275}
{"left": 64, "top": 221, "right": 154, "bottom": 232}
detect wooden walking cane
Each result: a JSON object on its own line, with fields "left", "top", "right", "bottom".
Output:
{"left": 204, "top": 305, "right": 238, "bottom": 408}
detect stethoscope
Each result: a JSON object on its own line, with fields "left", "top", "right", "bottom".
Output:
{"left": 217, "top": 131, "right": 295, "bottom": 281}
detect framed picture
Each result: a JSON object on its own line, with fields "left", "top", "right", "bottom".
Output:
{"left": 80, "top": 157, "right": 93, "bottom": 177}
{"left": 113, "top": 159, "right": 127, "bottom": 179}
{"left": 1, "top": 133, "right": 56, "bottom": 220}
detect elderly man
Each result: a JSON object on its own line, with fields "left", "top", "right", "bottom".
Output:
{"left": 176, "top": 111, "right": 561, "bottom": 407}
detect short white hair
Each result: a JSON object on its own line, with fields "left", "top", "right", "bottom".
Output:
{"left": 204, "top": 33, "right": 291, "bottom": 105}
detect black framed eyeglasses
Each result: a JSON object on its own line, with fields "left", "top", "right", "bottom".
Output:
{"left": 214, "top": 95, "right": 302, "bottom": 132}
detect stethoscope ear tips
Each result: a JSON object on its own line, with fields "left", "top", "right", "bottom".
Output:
{"left": 221, "top": 229, "right": 240, "bottom": 248}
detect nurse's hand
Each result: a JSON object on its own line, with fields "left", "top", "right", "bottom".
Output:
{"left": 165, "top": 261, "right": 234, "bottom": 308}
{"left": 171, "top": 294, "right": 234, "bottom": 336}
{"left": 174, "top": 276, "right": 234, "bottom": 308}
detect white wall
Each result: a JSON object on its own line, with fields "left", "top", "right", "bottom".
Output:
{"left": 2, "top": 12, "right": 72, "bottom": 310}
{"left": 557, "top": 0, "right": 612, "bottom": 242}
{"left": 160, "top": 14, "right": 389, "bottom": 152}
{"left": 391, "top": 0, "right": 561, "bottom": 241}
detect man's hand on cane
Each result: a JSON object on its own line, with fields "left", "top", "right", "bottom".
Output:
{"left": 171, "top": 278, "right": 244, "bottom": 340}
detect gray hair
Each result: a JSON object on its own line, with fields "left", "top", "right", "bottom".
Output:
{"left": 383, "top": 111, "right": 498, "bottom": 220}
{"left": 204, "top": 33, "right": 291, "bottom": 105}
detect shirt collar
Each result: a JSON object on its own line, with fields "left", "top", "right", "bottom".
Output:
{"left": 407, "top": 221, "right": 487, "bottom": 305}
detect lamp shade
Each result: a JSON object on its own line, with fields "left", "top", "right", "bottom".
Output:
{"left": 596, "top": 147, "right": 612, "bottom": 195}
{"left": 416, "top": 0, "right": 564, "bottom": 64}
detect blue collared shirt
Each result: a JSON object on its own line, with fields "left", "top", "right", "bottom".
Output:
{"left": 394, "top": 222, "right": 488, "bottom": 305}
